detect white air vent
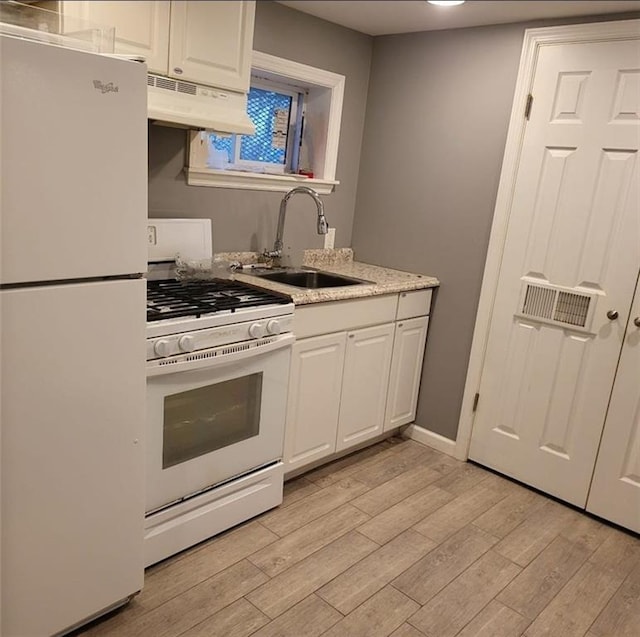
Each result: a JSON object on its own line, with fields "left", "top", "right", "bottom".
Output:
{"left": 148, "top": 74, "right": 198, "bottom": 96}
{"left": 518, "top": 281, "right": 597, "bottom": 332}
{"left": 177, "top": 82, "right": 197, "bottom": 96}
{"left": 554, "top": 291, "right": 591, "bottom": 327}
{"left": 522, "top": 285, "right": 556, "bottom": 321}
{"left": 152, "top": 75, "right": 178, "bottom": 92}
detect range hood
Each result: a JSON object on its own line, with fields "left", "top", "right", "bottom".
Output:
{"left": 147, "top": 73, "right": 255, "bottom": 135}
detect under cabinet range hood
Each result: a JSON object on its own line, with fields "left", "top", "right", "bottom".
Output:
{"left": 147, "top": 73, "right": 255, "bottom": 135}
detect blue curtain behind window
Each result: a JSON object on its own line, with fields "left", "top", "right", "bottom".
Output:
{"left": 210, "top": 87, "right": 292, "bottom": 166}
{"left": 242, "top": 87, "right": 291, "bottom": 164}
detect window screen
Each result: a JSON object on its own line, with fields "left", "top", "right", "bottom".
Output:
{"left": 209, "top": 84, "right": 297, "bottom": 169}
{"left": 241, "top": 87, "right": 292, "bottom": 164}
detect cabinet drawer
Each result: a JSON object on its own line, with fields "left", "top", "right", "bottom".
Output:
{"left": 396, "top": 289, "right": 432, "bottom": 320}
{"left": 293, "top": 295, "right": 397, "bottom": 339}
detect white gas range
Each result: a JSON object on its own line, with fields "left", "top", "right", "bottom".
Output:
{"left": 144, "top": 219, "right": 294, "bottom": 566}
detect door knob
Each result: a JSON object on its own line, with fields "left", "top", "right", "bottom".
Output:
{"left": 606, "top": 310, "right": 619, "bottom": 320}
{"left": 634, "top": 317, "right": 640, "bottom": 328}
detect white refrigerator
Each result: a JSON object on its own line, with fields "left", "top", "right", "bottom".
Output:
{"left": 0, "top": 35, "right": 147, "bottom": 636}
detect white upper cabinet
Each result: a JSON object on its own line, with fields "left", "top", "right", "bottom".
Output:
{"left": 169, "top": 1, "right": 255, "bottom": 92}
{"left": 62, "top": 1, "right": 170, "bottom": 74}
{"left": 61, "top": 1, "right": 255, "bottom": 91}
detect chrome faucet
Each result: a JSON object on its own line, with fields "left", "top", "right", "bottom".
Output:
{"left": 264, "top": 186, "right": 329, "bottom": 259}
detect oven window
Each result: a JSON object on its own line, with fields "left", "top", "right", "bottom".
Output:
{"left": 163, "top": 372, "right": 263, "bottom": 469}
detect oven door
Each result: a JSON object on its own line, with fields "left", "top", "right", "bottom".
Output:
{"left": 146, "top": 335, "right": 294, "bottom": 513}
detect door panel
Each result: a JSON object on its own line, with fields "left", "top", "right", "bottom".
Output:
{"left": 62, "top": 1, "right": 170, "bottom": 73}
{"left": 587, "top": 275, "right": 640, "bottom": 532}
{"left": 469, "top": 38, "right": 640, "bottom": 506}
{"left": 168, "top": 0, "right": 254, "bottom": 92}
{"left": 283, "top": 333, "right": 346, "bottom": 472}
{"left": 1, "top": 281, "right": 145, "bottom": 637}
{"left": 385, "top": 316, "right": 429, "bottom": 430}
{"left": 146, "top": 345, "right": 290, "bottom": 512}
{"left": 0, "top": 37, "right": 147, "bottom": 284}
{"left": 336, "top": 323, "right": 394, "bottom": 452}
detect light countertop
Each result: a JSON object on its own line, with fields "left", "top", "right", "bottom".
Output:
{"left": 227, "top": 248, "right": 439, "bottom": 305}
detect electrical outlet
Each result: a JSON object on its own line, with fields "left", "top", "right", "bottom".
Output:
{"left": 147, "top": 225, "right": 157, "bottom": 246}
{"left": 324, "top": 227, "right": 336, "bottom": 250}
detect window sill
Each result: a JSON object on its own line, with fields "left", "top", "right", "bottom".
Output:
{"left": 185, "top": 167, "right": 339, "bottom": 194}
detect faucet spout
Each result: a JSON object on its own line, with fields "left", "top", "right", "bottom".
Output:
{"left": 269, "top": 186, "right": 328, "bottom": 259}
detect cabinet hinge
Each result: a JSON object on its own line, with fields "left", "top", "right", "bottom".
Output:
{"left": 472, "top": 392, "right": 480, "bottom": 412}
{"left": 525, "top": 94, "right": 533, "bottom": 120}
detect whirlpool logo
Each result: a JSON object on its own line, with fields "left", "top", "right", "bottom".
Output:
{"left": 93, "top": 80, "right": 119, "bottom": 94}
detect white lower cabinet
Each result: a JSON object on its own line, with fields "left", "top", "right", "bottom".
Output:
{"left": 283, "top": 289, "right": 432, "bottom": 475}
{"left": 283, "top": 332, "right": 346, "bottom": 473}
{"left": 385, "top": 316, "right": 429, "bottom": 431}
{"left": 336, "top": 323, "right": 395, "bottom": 452}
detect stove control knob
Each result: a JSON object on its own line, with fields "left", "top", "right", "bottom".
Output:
{"left": 154, "top": 339, "right": 172, "bottom": 358}
{"left": 178, "top": 335, "right": 196, "bottom": 352}
{"left": 266, "top": 320, "right": 282, "bottom": 335}
{"left": 248, "top": 322, "right": 265, "bottom": 339}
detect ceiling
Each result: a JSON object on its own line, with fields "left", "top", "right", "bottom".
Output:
{"left": 276, "top": 1, "right": 640, "bottom": 36}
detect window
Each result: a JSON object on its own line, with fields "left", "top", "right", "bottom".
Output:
{"left": 187, "top": 51, "right": 345, "bottom": 194}
{"left": 209, "top": 79, "right": 304, "bottom": 174}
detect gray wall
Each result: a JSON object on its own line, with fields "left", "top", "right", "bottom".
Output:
{"left": 353, "top": 23, "right": 524, "bottom": 442}
{"left": 148, "top": 1, "right": 372, "bottom": 255}
{"left": 351, "top": 13, "right": 637, "bottom": 441}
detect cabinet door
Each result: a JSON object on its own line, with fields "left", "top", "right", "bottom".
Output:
{"left": 385, "top": 316, "right": 429, "bottom": 431}
{"left": 283, "top": 332, "right": 346, "bottom": 473}
{"left": 336, "top": 324, "right": 394, "bottom": 452}
{"left": 168, "top": 0, "right": 255, "bottom": 92}
{"left": 62, "top": 1, "right": 170, "bottom": 74}
{"left": 586, "top": 282, "right": 640, "bottom": 533}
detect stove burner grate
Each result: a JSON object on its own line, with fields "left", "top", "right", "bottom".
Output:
{"left": 147, "top": 278, "right": 290, "bottom": 322}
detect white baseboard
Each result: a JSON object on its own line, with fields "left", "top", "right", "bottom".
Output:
{"left": 406, "top": 424, "right": 460, "bottom": 459}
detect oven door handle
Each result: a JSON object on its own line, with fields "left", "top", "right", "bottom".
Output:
{"left": 147, "top": 333, "right": 295, "bottom": 377}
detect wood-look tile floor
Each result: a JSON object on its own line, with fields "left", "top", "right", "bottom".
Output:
{"left": 76, "top": 437, "right": 640, "bottom": 637}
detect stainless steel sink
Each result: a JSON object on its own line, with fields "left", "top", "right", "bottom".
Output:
{"left": 254, "top": 269, "right": 370, "bottom": 289}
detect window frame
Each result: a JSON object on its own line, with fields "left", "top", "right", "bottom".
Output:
{"left": 186, "top": 51, "right": 344, "bottom": 195}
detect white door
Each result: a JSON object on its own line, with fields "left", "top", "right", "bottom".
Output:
{"left": 62, "top": 1, "right": 170, "bottom": 73}
{"left": 587, "top": 274, "right": 640, "bottom": 532}
{"left": 469, "top": 36, "right": 640, "bottom": 506}
{"left": 1, "top": 280, "right": 145, "bottom": 637}
{"left": 168, "top": 0, "right": 255, "bottom": 92}
{"left": 146, "top": 342, "right": 292, "bottom": 513}
{"left": 336, "top": 323, "right": 394, "bottom": 452}
{"left": 0, "top": 36, "right": 147, "bottom": 284}
{"left": 385, "top": 316, "right": 429, "bottom": 431}
{"left": 283, "top": 333, "right": 346, "bottom": 473}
